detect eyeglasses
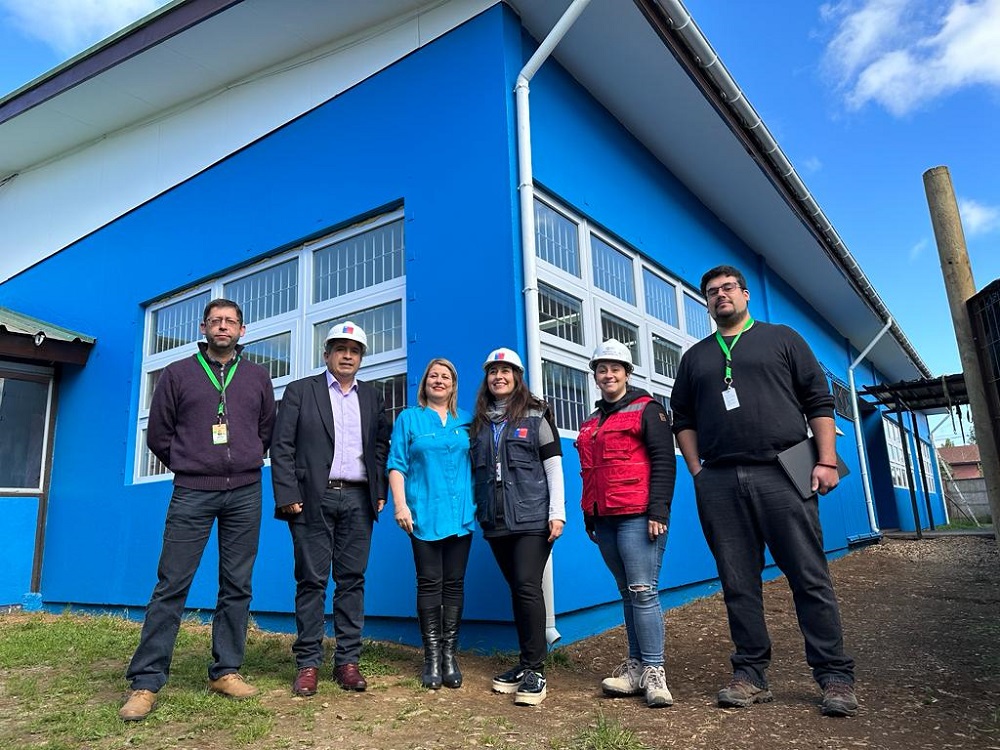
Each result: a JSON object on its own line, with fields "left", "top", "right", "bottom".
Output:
{"left": 705, "top": 282, "right": 743, "bottom": 299}
{"left": 205, "top": 317, "right": 241, "bottom": 328}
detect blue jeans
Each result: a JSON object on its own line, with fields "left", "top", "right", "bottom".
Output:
{"left": 289, "top": 485, "right": 374, "bottom": 668}
{"left": 126, "top": 483, "right": 262, "bottom": 691}
{"left": 694, "top": 463, "right": 855, "bottom": 688}
{"left": 594, "top": 514, "right": 667, "bottom": 667}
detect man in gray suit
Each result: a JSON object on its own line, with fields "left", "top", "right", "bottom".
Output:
{"left": 270, "top": 321, "right": 390, "bottom": 696}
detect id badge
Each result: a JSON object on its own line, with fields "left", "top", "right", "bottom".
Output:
{"left": 212, "top": 423, "right": 229, "bottom": 445}
{"left": 495, "top": 461, "right": 502, "bottom": 483}
{"left": 722, "top": 387, "right": 740, "bottom": 411}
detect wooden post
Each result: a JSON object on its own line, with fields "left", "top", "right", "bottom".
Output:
{"left": 924, "top": 166, "right": 1000, "bottom": 541}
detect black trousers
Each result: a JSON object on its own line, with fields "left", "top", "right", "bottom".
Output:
{"left": 289, "top": 485, "right": 373, "bottom": 668}
{"left": 410, "top": 533, "right": 472, "bottom": 610}
{"left": 694, "top": 463, "right": 855, "bottom": 688}
{"left": 487, "top": 533, "right": 553, "bottom": 672}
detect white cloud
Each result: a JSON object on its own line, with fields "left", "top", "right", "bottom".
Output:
{"left": 909, "top": 237, "right": 928, "bottom": 261}
{"left": 957, "top": 197, "right": 1000, "bottom": 235}
{"left": 801, "top": 156, "right": 823, "bottom": 173}
{"left": 821, "top": 0, "right": 1000, "bottom": 116}
{"left": 0, "top": 0, "right": 169, "bottom": 58}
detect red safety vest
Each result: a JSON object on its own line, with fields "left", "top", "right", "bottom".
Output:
{"left": 577, "top": 396, "right": 652, "bottom": 517}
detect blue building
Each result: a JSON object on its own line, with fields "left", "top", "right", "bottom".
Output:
{"left": 0, "top": 0, "right": 945, "bottom": 646}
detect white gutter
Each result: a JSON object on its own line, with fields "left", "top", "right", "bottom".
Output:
{"left": 654, "top": 0, "right": 930, "bottom": 379}
{"left": 847, "top": 317, "right": 893, "bottom": 534}
{"left": 516, "top": 0, "right": 594, "bottom": 646}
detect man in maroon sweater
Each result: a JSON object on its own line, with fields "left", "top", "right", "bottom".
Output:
{"left": 120, "top": 299, "right": 275, "bottom": 722}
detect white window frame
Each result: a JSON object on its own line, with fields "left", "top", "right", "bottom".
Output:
{"left": 135, "top": 209, "right": 407, "bottom": 483}
{"left": 883, "top": 416, "right": 909, "bottom": 489}
{"left": 533, "top": 192, "right": 708, "bottom": 438}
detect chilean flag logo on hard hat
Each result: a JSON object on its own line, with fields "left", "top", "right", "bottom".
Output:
{"left": 343, "top": 325, "right": 354, "bottom": 334}
{"left": 495, "top": 351, "right": 505, "bottom": 360}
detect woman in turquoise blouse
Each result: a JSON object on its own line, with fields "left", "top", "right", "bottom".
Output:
{"left": 388, "top": 358, "right": 475, "bottom": 690}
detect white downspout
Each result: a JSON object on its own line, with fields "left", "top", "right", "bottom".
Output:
{"left": 516, "top": 0, "right": 594, "bottom": 646}
{"left": 847, "top": 317, "right": 893, "bottom": 535}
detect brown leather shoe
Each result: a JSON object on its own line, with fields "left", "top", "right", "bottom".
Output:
{"left": 119, "top": 689, "right": 157, "bottom": 721}
{"left": 293, "top": 666, "right": 319, "bottom": 696}
{"left": 334, "top": 663, "right": 368, "bottom": 691}
{"left": 208, "top": 673, "right": 258, "bottom": 700}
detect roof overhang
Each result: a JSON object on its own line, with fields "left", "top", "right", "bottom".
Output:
{"left": 861, "top": 373, "right": 968, "bottom": 415}
{"left": 0, "top": 307, "right": 96, "bottom": 365}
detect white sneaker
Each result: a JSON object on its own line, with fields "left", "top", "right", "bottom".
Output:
{"left": 601, "top": 658, "right": 642, "bottom": 696}
{"left": 639, "top": 665, "right": 674, "bottom": 708}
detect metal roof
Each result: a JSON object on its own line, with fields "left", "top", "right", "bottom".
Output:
{"left": 861, "top": 373, "right": 967, "bottom": 415}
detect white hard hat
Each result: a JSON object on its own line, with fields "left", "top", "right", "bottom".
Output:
{"left": 483, "top": 347, "right": 524, "bottom": 372}
{"left": 325, "top": 321, "right": 368, "bottom": 354}
{"left": 589, "top": 339, "right": 633, "bottom": 372}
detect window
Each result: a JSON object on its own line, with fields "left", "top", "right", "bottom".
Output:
{"left": 652, "top": 335, "right": 682, "bottom": 379}
{"left": 532, "top": 193, "right": 710, "bottom": 433}
{"left": 683, "top": 294, "right": 712, "bottom": 340}
{"left": 0, "top": 371, "right": 52, "bottom": 492}
{"left": 883, "top": 417, "right": 909, "bottom": 489}
{"left": 918, "top": 440, "right": 937, "bottom": 493}
{"left": 535, "top": 200, "right": 580, "bottom": 276}
{"left": 538, "top": 282, "right": 583, "bottom": 344}
{"left": 543, "top": 360, "right": 590, "bottom": 432}
{"left": 644, "top": 270, "right": 678, "bottom": 328}
{"left": 591, "top": 235, "right": 635, "bottom": 305}
{"left": 600, "top": 312, "right": 641, "bottom": 366}
{"left": 137, "top": 209, "right": 407, "bottom": 480}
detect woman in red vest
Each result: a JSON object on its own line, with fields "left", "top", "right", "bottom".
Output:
{"left": 577, "top": 339, "right": 677, "bottom": 708}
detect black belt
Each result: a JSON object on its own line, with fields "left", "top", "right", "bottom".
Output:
{"left": 326, "top": 479, "right": 368, "bottom": 490}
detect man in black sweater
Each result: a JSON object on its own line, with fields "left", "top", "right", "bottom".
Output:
{"left": 670, "top": 265, "right": 857, "bottom": 718}
{"left": 120, "top": 299, "right": 275, "bottom": 721}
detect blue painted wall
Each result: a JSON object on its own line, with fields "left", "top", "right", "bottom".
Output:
{"left": 0, "top": 497, "right": 37, "bottom": 605}
{"left": 0, "top": 5, "right": 944, "bottom": 645}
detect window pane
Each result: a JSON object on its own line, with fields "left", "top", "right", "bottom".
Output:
{"left": 831, "top": 381, "right": 855, "bottom": 421}
{"left": 600, "top": 312, "right": 641, "bottom": 366}
{"left": 370, "top": 373, "right": 407, "bottom": 425}
{"left": 313, "top": 219, "right": 404, "bottom": 303}
{"left": 145, "top": 368, "right": 165, "bottom": 410}
{"left": 241, "top": 332, "right": 292, "bottom": 380}
{"left": 538, "top": 282, "right": 583, "bottom": 344}
{"left": 151, "top": 292, "right": 211, "bottom": 354}
{"left": 591, "top": 235, "right": 635, "bottom": 304}
{"left": 652, "top": 334, "right": 681, "bottom": 379}
{"left": 225, "top": 258, "right": 298, "bottom": 324}
{"left": 534, "top": 200, "right": 580, "bottom": 276}
{"left": 139, "top": 429, "right": 170, "bottom": 478}
{"left": 314, "top": 300, "right": 403, "bottom": 367}
{"left": 542, "top": 360, "right": 589, "bottom": 431}
{"left": 684, "top": 295, "right": 712, "bottom": 340}
{"left": 0, "top": 377, "right": 48, "bottom": 489}
{"left": 643, "top": 269, "right": 678, "bottom": 327}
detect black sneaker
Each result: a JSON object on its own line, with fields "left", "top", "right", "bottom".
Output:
{"left": 492, "top": 665, "right": 525, "bottom": 694}
{"left": 513, "top": 670, "right": 547, "bottom": 706}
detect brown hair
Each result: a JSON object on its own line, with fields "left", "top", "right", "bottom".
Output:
{"left": 472, "top": 362, "right": 547, "bottom": 434}
{"left": 417, "top": 358, "right": 459, "bottom": 416}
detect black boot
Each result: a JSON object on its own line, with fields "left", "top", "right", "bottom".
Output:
{"left": 418, "top": 607, "right": 442, "bottom": 689}
{"left": 441, "top": 604, "right": 463, "bottom": 688}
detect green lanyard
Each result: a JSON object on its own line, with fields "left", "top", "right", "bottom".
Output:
{"left": 197, "top": 352, "right": 240, "bottom": 416}
{"left": 714, "top": 317, "right": 754, "bottom": 386}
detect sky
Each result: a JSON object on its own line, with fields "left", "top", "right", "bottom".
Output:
{"left": 1, "top": 0, "right": 997, "bottom": 443}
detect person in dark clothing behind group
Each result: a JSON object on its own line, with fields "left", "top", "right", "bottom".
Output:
{"left": 670, "top": 264, "right": 858, "bottom": 718}
{"left": 120, "top": 298, "right": 276, "bottom": 722}
{"left": 471, "top": 347, "right": 566, "bottom": 707}
{"left": 577, "top": 339, "right": 676, "bottom": 708}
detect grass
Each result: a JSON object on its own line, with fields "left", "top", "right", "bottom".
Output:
{"left": 0, "top": 612, "right": 404, "bottom": 750}
{"left": 568, "top": 711, "right": 650, "bottom": 750}
{"left": 937, "top": 517, "right": 992, "bottom": 530}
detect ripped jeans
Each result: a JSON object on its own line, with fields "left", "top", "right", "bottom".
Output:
{"left": 594, "top": 514, "right": 667, "bottom": 666}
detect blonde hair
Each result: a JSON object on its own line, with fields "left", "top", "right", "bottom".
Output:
{"left": 417, "top": 358, "right": 459, "bottom": 416}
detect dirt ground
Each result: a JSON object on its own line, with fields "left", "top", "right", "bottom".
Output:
{"left": 252, "top": 534, "right": 999, "bottom": 750}
{"left": 6, "top": 535, "right": 998, "bottom": 749}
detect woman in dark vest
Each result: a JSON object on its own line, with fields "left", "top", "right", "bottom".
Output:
{"left": 577, "top": 339, "right": 677, "bottom": 708}
{"left": 470, "top": 347, "right": 565, "bottom": 706}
